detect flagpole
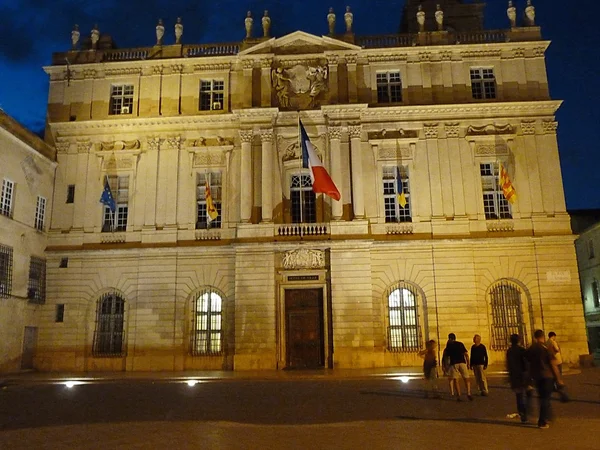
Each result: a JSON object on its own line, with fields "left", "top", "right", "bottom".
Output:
{"left": 298, "top": 112, "right": 303, "bottom": 232}
{"left": 205, "top": 170, "right": 210, "bottom": 230}
{"left": 105, "top": 174, "right": 115, "bottom": 232}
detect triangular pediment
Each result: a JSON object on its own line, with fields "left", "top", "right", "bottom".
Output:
{"left": 238, "top": 31, "right": 362, "bottom": 56}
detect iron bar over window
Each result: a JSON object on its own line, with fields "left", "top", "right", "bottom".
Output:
{"left": 27, "top": 256, "right": 46, "bottom": 304}
{"left": 0, "top": 244, "right": 13, "bottom": 298}
{"left": 191, "top": 288, "right": 223, "bottom": 355}
{"left": 387, "top": 282, "right": 420, "bottom": 352}
{"left": 489, "top": 280, "right": 525, "bottom": 350}
{"left": 93, "top": 292, "right": 125, "bottom": 356}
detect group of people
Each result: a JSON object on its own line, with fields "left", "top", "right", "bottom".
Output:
{"left": 419, "top": 330, "right": 564, "bottom": 429}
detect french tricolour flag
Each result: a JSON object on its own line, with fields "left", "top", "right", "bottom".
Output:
{"left": 300, "top": 120, "right": 341, "bottom": 201}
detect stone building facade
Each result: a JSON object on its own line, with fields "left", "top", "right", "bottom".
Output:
{"left": 35, "top": 1, "right": 588, "bottom": 372}
{"left": 0, "top": 110, "right": 56, "bottom": 372}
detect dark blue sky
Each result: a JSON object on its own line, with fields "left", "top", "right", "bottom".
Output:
{"left": 0, "top": 0, "right": 598, "bottom": 210}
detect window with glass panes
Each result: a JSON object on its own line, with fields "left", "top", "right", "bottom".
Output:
{"left": 489, "top": 280, "right": 525, "bottom": 350}
{"left": 102, "top": 175, "right": 129, "bottom": 232}
{"left": 387, "top": 282, "right": 420, "bottom": 352}
{"left": 383, "top": 166, "right": 411, "bottom": 223}
{"left": 376, "top": 71, "right": 403, "bottom": 103}
{"left": 592, "top": 280, "right": 600, "bottom": 308}
{"left": 109, "top": 85, "right": 134, "bottom": 115}
{"left": 34, "top": 196, "right": 46, "bottom": 231}
{"left": 0, "top": 244, "right": 13, "bottom": 298}
{"left": 1, "top": 179, "right": 14, "bottom": 217}
{"left": 93, "top": 292, "right": 125, "bottom": 356}
{"left": 196, "top": 172, "right": 222, "bottom": 229}
{"left": 27, "top": 256, "right": 46, "bottom": 304}
{"left": 290, "top": 173, "right": 316, "bottom": 223}
{"left": 480, "top": 162, "right": 511, "bottom": 220}
{"left": 66, "top": 185, "right": 75, "bottom": 203}
{"left": 470, "top": 68, "right": 496, "bottom": 99}
{"left": 191, "top": 288, "right": 223, "bottom": 355}
{"left": 199, "top": 80, "right": 224, "bottom": 111}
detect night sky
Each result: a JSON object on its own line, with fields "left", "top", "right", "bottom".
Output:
{"left": 0, "top": 0, "right": 598, "bottom": 210}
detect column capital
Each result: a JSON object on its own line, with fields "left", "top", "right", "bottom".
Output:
{"left": 328, "top": 126, "right": 343, "bottom": 141}
{"left": 260, "top": 128, "right": 274, "bottom": 143}
{"left": 423, "top": 123, "right": 439, "bottom": 139}
{"left": 348, "top": 124, "right": 362, "bottom": 140}
{"left": 239, "top": 129, "right": 254, "bottom": 143}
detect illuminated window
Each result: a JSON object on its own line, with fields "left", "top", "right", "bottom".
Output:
{"left": 199, "top": 80, "right": 224, "bottom": 111}
{"left": 480, "top": 163, "right": 511, "bottom": 220}
{"left": 471, "top": 68, "right": 496, "bottom": 100}
{"left": 93, "top": 292, "right": 125, "bottom": 356}
{"left": 109, "top": 85, "right": 134, "bottom": 115}
{"left": 376, "top": 71, "right": 402, "bottom": 103}
{"left": 191, "top": 288, "right": 223, "bottom": 355}
{"left": 27, "top": 257, "right": 46, "bottom": 304}
{"left": 1, "top": 179, "right": 15, "bottom": 218}
{"left": 196, "top": 172, "right": 222, "bottom": 229}
{"left": 290, "top": 173, "right": 316, "bottom": 223}
{"left": 387, "top": 282, "right": 420, "bottom": 352}
{"left": 102, "top": 176, "right": 129, "bottom": 232}
{"left": 490, "top": 280, "right": 525, "bottom": 350}
{"left": 383, "top": 165, "right": 411, "bottom": 223}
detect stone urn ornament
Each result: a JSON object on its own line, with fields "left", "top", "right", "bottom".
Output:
{"left": 344, "top": 6, "right": 353, "bottom": 33}
{"left": 525, "top": 0, "right": 535, "bottom": 26}
{"left": 71, "top": 24, "right": 80, "bottom": 50}
{"left": 245, "top": 11, "right": 253, "bottom": 39}
{"left": 327, "top": 7, "right": 336, "bottom": 35}
{"left": 435, "top": 4, "right": 444, "bottom": 31}
{"left": 262, "top": 10, "right": 271, "bottom": 38}
{"left": 156, "top": 19, "right": 165, "bottom": 45}
{"left": 416, "top": 5, "right": 425, "bottom": 32}
{"left": 507, "top": 1, "right": 517, "bottom": 28}
{"left": 175, "top": 17, "right": 183, "bottom": 44}
{"left": 90, "top": 24, "right": 100, "bottom": 49}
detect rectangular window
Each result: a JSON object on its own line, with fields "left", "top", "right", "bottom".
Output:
{"left": 199, "top": 80, "right": 225, "bottom": 111}
{"left": 35, "top": 196, "right": 46, "bottom": 231}
{"left": 383, "top": 166, "right": 411, "bottom": 223}
{"left": 60, "top": 257, "right": 69, "bottom": 268}
{"left": 27, "top": 257, "right": 46, "bottom": 304}
{"left": 66, "top": 185, "right": 75, "bottom": 203}
{"left": 55, "top": 304, "right": 65, "bottom": 323}
{"left": 589, "top": 240, "right": 595, "bottom": 260}
{"left": 196, "top": 172, "right": 222, "bottom": 229}
{"left": 592, "top": 280, "right": 600, "bottom": 308}
{"left": 0, "top": 244, "right": 13, "bottom": 298}
{"left": 109, "top": 85, "right": 134, "bottom": 115}
{"left": 376, "top": 71, "right": 402, "bottom": 103}
{"left": 1, "top": 179, "right": 15, "bottom": 218}
{"left": 470, "top": 68, "right": 497, "bottom": 99}
{"left": 290, "top": 174, "right": 316, "bottom": 223}
{"left": 102, "top": 175, "right": 129, "bottom": 232}
{"left": 480, "top": 163, "right": 512, "bottom": 220}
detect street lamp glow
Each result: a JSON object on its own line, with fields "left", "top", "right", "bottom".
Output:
{"left": 399, "top": 376, "right": 410, "bottom": 384}
{"left": 64, "top": 381, "right": 76, "bottom": 388}
{"left": 186, "top": 380, "right": 199, "bottom": 387}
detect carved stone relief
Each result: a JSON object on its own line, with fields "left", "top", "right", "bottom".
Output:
{"left": 192, "top": 152, "right": 225, "bottom": 167}
{"left": 542, "top": 121, "right": 558, "bottom": 134}
{"left": 444, "top": 123, "right": 460, "bottom": 138}
{"left": 377, "top": 145, "right": 412, "bottom": 160}
{"left": 466, "top": 124, "right": 514, "bottom": 136}
{"left": 368, "top": 129, "right": 418, "bottom": 140}
{"left": 475, "top": 144, "right": 509, "bottom": 156}
{"left": 520, "top": 121, "right": 536, "bottom": 135}
{"left": 423, "top": 124, "right": 439, "bottom": 139}
{"left": 98, "top": 140, "right": 141, "bottom": 151}
{"left": 282, "top": 248, "right": 325, "bottom": 270}
{"left": 271, "top": 63, "right": 329, "bottom": 109}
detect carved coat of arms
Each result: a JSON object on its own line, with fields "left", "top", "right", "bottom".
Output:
{"left": 271, "top": 64, "right": 328, "bottom": 109}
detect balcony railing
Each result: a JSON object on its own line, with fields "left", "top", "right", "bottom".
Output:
{"left": 104, "top": 48, "right": 150, "bottom": 61}
{"left": 356, "top": 34, "right": 416, "bottom": 48}
{"left": 277, "top": 223, "right": 330, "bottom": 237}
{"left": 184, "top": 43, "right": 240, "bottom": 57}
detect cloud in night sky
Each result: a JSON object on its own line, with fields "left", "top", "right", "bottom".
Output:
{"left": 0, "top": 0, "right": 598, "bottom": 209}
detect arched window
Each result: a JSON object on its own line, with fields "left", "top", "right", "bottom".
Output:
{"left": 191, "top": 288, "right": 223, "bottom": 355}
{"left": 489, "top": 280, "right": 525, "bottom": 350}
{"left": 387, "top": 282, "right": 421, "bottom": 352}
{"left": 93, "top": 292, "right": 125, "bottom": 356}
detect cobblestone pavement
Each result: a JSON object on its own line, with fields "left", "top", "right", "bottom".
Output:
{"left": 1, "top": 367, "right": 598, "bottom": 449}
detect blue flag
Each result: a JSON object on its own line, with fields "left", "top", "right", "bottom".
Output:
{"left": 100, "top": 179, "right": 116, "bottom": 213}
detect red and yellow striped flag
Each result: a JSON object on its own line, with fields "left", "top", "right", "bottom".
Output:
{"left": 499, "top": 162, "right": 517, "bottom": 204}
{"left": 205, "top": 180, "right": 219, "bottom": 223}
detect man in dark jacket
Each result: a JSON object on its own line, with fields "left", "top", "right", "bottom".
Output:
{"left": 470, "top": 334, "right": 489, "bottom": 396}
{"left": 506, "top": 334, "right": 532, "bottom": 423}
{"left": 526, "top": 329, "right": 563, "bottom": 429}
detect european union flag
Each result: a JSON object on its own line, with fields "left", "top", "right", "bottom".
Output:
{"left": 100, "top": 179, "right": 116, "bottom": 213}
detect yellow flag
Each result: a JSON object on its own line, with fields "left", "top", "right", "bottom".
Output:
{"left": 205, "top": 180, "right": 219, "bottom": 223}
{"left": 499, "top": 163, "right": 517, "bottom": 204}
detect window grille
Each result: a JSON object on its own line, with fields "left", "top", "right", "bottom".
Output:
{"left": 383, "top": 166, "right": 411, "bottom": 223}
{"left": 0, "top": 244, "right": 13, "bottom": 298}
{"left": 290, "top": 174, "right": 316, "bottom": 223}
{"left": 66, "top": 185, "right": 75, "bottom": 203}
{"left": 480, "top": 163, "right": 512, "bottom": 220}
{"left": 35, "top": 196, "right": 46, "bottom": 231}
{"left": 199, "top": 80, "right": 224, "bottom": 111}
{"left": 592, "top": 280, "right": 600, "bottom": 308}
{"left": 191, "top": 288, "right": 223, "bottom": 355}
{"left": 102, "top": 175, "right": 129, "bottom": 232}
{"left": 93, "top": 292, "right": 125, "bottom": 356}
{"left": 489, "top": 280, "right": 525, "bottom": 350}
{"left": 376, "top": 72, "right": 403, "bottom": 103}
{"left": 196, "top": 172, "right": 222, "bottom": 229}
{"left": 27, "top": 257, "right": 46, "bottom": 304}
{"left": 387, "top": 282, "right": 421, "bottom": 352}
{"left": 109, "top": 85, "right": 134, "bottom": 115}
{"left": 470, "top": 67, "right": 497, "bottom": 99}
{"left": 1, "top": 179, "right": 14, "bottom": 218}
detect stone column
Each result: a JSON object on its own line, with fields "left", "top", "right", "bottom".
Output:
{"left": 348, "top": 124, "right": 364, "bottom": 219}
{"left": 260, "top": 58, "right": 272, "bottom": 107}
{"left": 239, "top": 129, "right": 254, "bottom": 222}
{"left": 260, "top": 129, "right": 274, "bottom": 222}
{"left": 242, "top": 59, "right": 254, "bottom": 108}
{"left": 327, "top": 55, "right": 339, "bottom": 104}
{"left": 328, "top": 126, "right": 343, "bottom": 220}
{"left": 346, "top": 55, "right": 358, "bottom": 103}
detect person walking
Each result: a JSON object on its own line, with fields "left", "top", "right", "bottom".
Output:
{"left": 506, "top": 334, "right": 532, "bottom": 423}
{"left": 443, "top": 333, "right": 472, "bottom": 401}
{"left": 547, "top": 331, "right": 563, "bottom": 375}
{"left": 526, "top": 329, "right": 563, "bottom": 429}
{"left": 470, "top": 334, "right": 489, "bottom": 396}
{"left": 419, "top": 339, "right": 440, "bottom": 398}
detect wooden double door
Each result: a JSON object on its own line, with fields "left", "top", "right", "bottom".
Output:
{"left": 285, "top": 288, "right": 324, "bottom": 369}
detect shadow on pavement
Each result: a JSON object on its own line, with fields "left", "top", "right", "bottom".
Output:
{"left": 395, "top": 414, "right": 536, "bottom": 429}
